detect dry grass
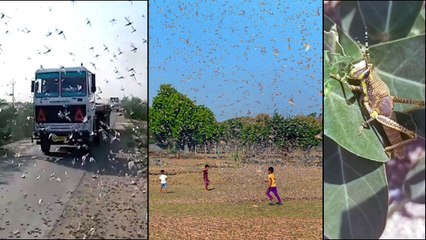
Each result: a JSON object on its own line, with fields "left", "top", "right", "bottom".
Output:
{"left": 149, "top": 157, "right": 322, "bottom": 239}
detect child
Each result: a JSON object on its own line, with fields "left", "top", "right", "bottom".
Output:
{"left": 266, "top": 166, "right": 283, "bottom": 205}
{"left": 203, "top": 164, "right": 210, "bottom": 191}
{"left": 159, "top": 169, "right": 168, "bottom": 193}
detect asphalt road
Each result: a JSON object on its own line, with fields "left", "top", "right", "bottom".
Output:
{"left": 0, "top": 111, "right": 129, "bottom": 238}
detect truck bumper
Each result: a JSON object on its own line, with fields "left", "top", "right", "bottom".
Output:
{"left": 33, "top": 131, "right": 91, "bottom": 145}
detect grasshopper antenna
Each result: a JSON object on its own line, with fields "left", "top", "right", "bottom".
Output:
{"left": 354, "top": 37, "right": 363, "bottom": 53}
{"left": 354, "top": 36, "right": 367, "bottom": 66}
{"left": 364, "top": 26, "right": 370, "bottom": 63}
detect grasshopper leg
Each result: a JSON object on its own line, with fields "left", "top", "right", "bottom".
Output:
{"left": 362, "top": 104, "right": 417, "bottom": 156}
{"left": 358, "top": 118, "right": 375, "bottom": 135}
{"left": 391, "top": 96, "right": 425, "bottom": 107}
{"left": 375, "top": 115, "right": 417, "bottom": 155}
{"left": 330, "top": 74, "right": 362, "bottom": 92}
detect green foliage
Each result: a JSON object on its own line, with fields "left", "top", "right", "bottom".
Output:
{"left": 0, "top": 100, "right": 33, "bottom": 145}
{"left": 122, "top": 96, "right": 147, "bottom": 121}
{"left": 404, "top": 156, "right": 425, "bottom": 204}
{"left": 324, "top": 2, "right": 425, "bottom": 239}
{"left": 332, "top": 1, "right": 424, "bottom": 45}
{"left": 264, "top": 112, "right": 322, "bottom": 150}
{"left": 0, "top": 100, "right": 14, "bottom": 145}
{"left": 324, "top": 136, "right": 388, "bottom": 239}
{"left": 192, "top": 105, "right": 217, "bottom": 144}
{"left": 149, "top": 84, "right": 215, "bottom": 149}
{"left": 150, "top": 85, "right": 322, "bottom": 151}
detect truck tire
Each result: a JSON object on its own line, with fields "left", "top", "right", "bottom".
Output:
{"left": 41, "top": 141, "right": 51, "bottom": 155}
{"left": 94, "top": 133, "right": 100, "bottom": 144}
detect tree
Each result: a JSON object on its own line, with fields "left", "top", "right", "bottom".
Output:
{"left": 0, "top": 100, "right": 34, "bottom": 145}
{"left": 150, "top": 84, "right": 197, "bottom": 149}
{"left": 121, "top": 96, "right": 147, "bottom": 121}
{"left": 192, "top": 105, "right": 217, "bottom": 147}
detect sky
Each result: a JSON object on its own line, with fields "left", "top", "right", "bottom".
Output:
{"left": 149, "top": 0, "right": 322, "bottom": 121}
{"left": 0, "top": 1, "right": 147, "bottom": 103}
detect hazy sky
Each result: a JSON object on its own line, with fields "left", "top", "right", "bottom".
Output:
{"left": 149, "top": 0, "right": 322, "bottom": 121}
{"left": 0, "top": 1, "right": 147, "bottom": 103}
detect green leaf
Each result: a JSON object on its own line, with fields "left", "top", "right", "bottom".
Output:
{"left": 324, "top": 136, "right": 388, "bottom": 239}
{"left": 324, "top": 17, "right": 388, "bottom": 162}
{"left": 409, "top": 6, "right": 425, "bottom": 36}
{"left": 338, "top": 1, "right": 365, "bottom": 41}
{"left": 408, "top": 108, "right": 425, "bottom": 138}
{"left": 404, "top": 157, "right": 425, "bottom": 204}
{"left": 393, "top": 109, "right": 425, "bottom": 139}
{"left": 324, "top": 16, "right": 362, "bottom": 61}
{"left": 324, "top": 17, "right": 425, "bottom": 162}
{"left": 331, "top": 2, "right": 423, "bottom": 45}
{"left": 370, "top": 35, "right": 425, "bottom": 112}
{"left": 357, "top": 1, "right": 423, "bottom": 44}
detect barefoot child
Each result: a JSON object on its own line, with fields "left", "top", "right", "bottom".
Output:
{"left": 266, "top": 166, "right": 283, "bottom": 205}
{"left": 159, "top": 170, "right": 168, "bottom": 193}
{"left": 203, "top": 164, "right": 210, "bottom": 191}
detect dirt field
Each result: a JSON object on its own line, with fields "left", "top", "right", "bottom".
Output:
{"left": 149, "top": 156, "right": 322, "bottom": 240}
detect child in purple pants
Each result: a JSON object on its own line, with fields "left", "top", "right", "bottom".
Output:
{"left": 203, "top": 164, "right": 210, "bottom": 191}
{"left": 266, "top": 166, "right": 283, "bottom": 205}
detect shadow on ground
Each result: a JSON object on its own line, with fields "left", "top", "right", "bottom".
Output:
{"left": 0, "top": 127, "right": 144, "bottom": 185}
{"left": 46, "top": 128, "right": 141, "bottom": 177}
{"left": 0, "top": 149, "right": 31, "bottom": 186}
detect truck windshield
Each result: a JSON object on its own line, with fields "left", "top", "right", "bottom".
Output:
{"left": 61, "top": 71, "right": 87, "bottom": 97}
{"left": 35, "top": 72, "right": 60, "bottom": 97}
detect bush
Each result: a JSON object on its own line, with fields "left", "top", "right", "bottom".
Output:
{"left": 0, "top": 100, "right": 33, "bottom": 145}
{"left": 122, "top": 96, "right": 147, "bottom": 121}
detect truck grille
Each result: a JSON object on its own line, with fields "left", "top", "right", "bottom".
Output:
{"left": 35, "top": 105, "right": 86, "bottom": 123}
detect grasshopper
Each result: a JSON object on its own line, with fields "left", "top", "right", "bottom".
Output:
{"left": 330, "top": 28, "right": 425, "bottom": 159}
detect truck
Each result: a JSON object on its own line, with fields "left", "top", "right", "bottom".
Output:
{"left": 31, "top": 66, "right": 112, "bottom": 155}
{"left": 109, "top": 96, "right": 120, "bottom": 112}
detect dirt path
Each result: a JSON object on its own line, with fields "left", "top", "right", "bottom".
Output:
{"left": 0, "top": 113, "right": 148, "bottom": 239}
{"left": 47, "top": 114, "right": 148, "bottom": 239}
{"left": 47, "top": 174, "right": 147, "bottom": 239}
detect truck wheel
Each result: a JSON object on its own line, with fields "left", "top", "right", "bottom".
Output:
{"left": 41, "top": 141, "right": 51, "bottom": 155}
{"left": 94, "top": 132, "right": 100, "bottom": 144}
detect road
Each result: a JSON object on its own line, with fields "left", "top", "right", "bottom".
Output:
{"left": 0, "top": 112, "right": 147, "bottom": 239}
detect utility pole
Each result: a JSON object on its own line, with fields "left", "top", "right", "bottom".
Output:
{"left": 8, "top": 80, "right": 16, "bottom": 104}
{"left": 12, "top": 80, "right": 15, "bottom": 104}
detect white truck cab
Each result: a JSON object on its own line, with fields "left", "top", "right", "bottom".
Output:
{"left": 31, "top": 66, "right": 111, "bottom": 154}
{"left": 109, "top": 96, "right": 120, "bottom": 112}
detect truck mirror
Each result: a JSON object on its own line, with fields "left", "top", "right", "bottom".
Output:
{"left": 31, "top": 80, "right": 35, "bottom": 93}
{"left": 91, "top": 74, "right": 96, "bottom": 93}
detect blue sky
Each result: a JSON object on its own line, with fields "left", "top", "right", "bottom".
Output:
{"left": 149, "top": 0, "right": 322, "bottom": 121}
{"left": 0, "top": 1, "right": 147, "bottom": 103}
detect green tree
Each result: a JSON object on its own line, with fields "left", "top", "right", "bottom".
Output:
{"left": 0, "top": 100, "right": 34, "bottom": 145}
{"left": 0, "top": 99, "right": 14, "bottom": 145}
{"left": 192, "top": 105, "right": 217, "bottom": 146}
{"left": 240, "top": 114, "right": 271, "bottom": 146}
{"left": 10, "top": 102, "right": 34, "bottom": 141}
{"left": 122, "top": 96, "right": 147, "bottom": 121}
{"left": 149, "top": 84, "right": 197, "bottom": 149}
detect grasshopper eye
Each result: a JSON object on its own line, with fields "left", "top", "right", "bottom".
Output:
{"left": 364, "top": 69, "right": 370, "bottom": 78}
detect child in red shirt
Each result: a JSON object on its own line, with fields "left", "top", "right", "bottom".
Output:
{"left": 203, "top": 164, "right": 210, "bottom": 191}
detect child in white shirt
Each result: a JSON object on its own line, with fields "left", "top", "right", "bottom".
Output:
{"left": 159, "top": 169, "right": 168, "bottom": 193}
